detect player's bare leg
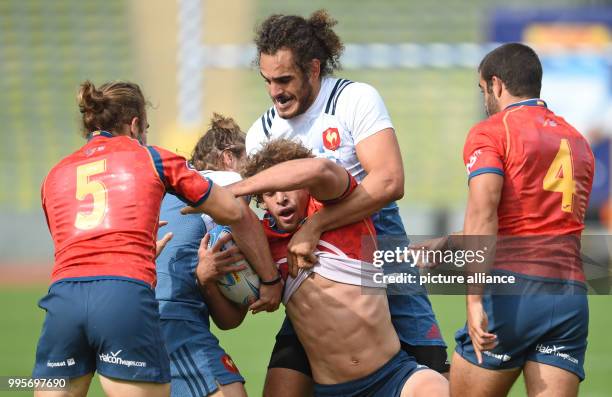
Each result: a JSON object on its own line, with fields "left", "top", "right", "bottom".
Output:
{"left": 523, "top": 361, "right": 579, "bottom": 397}
{"left": 400, "top": 368, "right": 449, "bottom": 397}
{"left": 263, "top": 368, "right": 313, "bottom": 397}
{"left": 209, "top": 381, "right": 248, "bottom": 397}
{"left": 34, "top": 373, "right": 93, "bottom": 397}
{"left": 450, "top": 352, "right": 520, "bottom": 397}
{"left": 98, "top": 375, "right": 170, "bottom": 397}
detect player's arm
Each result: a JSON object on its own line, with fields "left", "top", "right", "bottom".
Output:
{"left": 196, "top": 234, "right": 248, "bottom": 329}
{"left": 184, "top": 196, "right": 283, "bottom": 313}
{"left": 156, "top": 146, "right": 282, "bottom": 312}
{"left": 147, "top": 145, "right": 242, "bottom": 225}
{"left": 190, "top": 183, "right": 242, "bottom": 225}
{"left": 295, "top": 83, "right": 404, "bottom": 234}
{"left": 200, "top": 283, "right": 248, "bottom": 329}
{"left": 286, "top": 130, "right": 403, "bottom": 272}
{"left": 306, "top": 129, "right": 403, "bottom": 229}
{"left": 229, "top": 158, "right": 351, "bottom": 202}
{"left": 464, "top": 172, "right": 503, "bottom": 363}
{"left": 463, "top": 174, "right": 502, "bottom": 236}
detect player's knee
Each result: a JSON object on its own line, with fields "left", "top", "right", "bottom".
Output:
{"left": 402, "top": 369, "right": 449, "bottom": 397}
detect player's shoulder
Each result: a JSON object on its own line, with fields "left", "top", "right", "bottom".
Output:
{"left": 339, "top": 79, "right": 379, "bottom": 96}
{"left": 249, "top": 105, "right": 278, "bottom": 138}
{"left": 547, "top": 109, "right": 587, "bottom": 139}
{"left": 145, "top": 144, "right": 179, "bottom": 159}
{"left": 246, "top": 106, "right": 279, "bottom": 153}
{"left": 467, "top": 112, "right": 506, "bottom": 139}
{"left": 306, "top": 195, "right": 324, "bottom": 216}
{"left": 327, "top": 79, "right": 390, "bottom": 127}
{"left": 199, "top": 170, "right": 241, "bottom": 187}
{"left": 47, "top": 141, "right": 95, "bottom": 175}
{"left": 104, "top": 134, "right": 151, "bottom": 156}
{"left": 323, "top": 77, "right": 380, "bottom": 114}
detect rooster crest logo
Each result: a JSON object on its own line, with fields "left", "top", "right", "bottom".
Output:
{"left": 323, "top": 127, "right": 341, "bottom": 151}
{"left": 221, "top": 354, "right": 239, "bottom": 374}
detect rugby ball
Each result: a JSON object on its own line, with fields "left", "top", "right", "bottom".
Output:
{"left": 207, "top": 225, "right": 260, "bottom": 305}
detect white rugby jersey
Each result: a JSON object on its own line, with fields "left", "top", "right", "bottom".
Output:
{"left": 246, "top": 77, "right": 394, "bottom": 182}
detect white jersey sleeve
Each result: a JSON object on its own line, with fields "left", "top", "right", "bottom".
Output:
{"left": 334, "top": 82, "right": 394, "bottom": 145}
{"left": 199, "top": 170, "right": 242, "bottom": 187}
{"left": 198, "top": 170, "right": 242, "bottom": 229}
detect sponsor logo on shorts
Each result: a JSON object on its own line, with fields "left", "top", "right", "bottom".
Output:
{"left": 426, "top": 324, "right": 442, "bottom": 340}
{"left": 483, "top": 351, "right": 511, "bottom": 362}
{"left": 99, "top": 350, "right": 147, "bottom": 368}
{"left": 535, "top": 344, "right": 578, "bottom": 364}
{"left": 221, "top": 354, "right": 239, "bottom": 374}
{"left": 47, "top": 358, "right": 75, "bottom": 368}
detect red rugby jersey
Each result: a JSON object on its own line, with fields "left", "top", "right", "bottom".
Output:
{"left": 463, "top": 99, "right": 594, "bottom": 281}
{"left": 41, "top": 131, "right": 213, "bottom": 286}
{"left": 262, "top": 173, "right": 377, "bottom": 280}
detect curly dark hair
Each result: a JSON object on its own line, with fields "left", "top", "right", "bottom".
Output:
{"left": 243, "top": 138, "right": 314, "bottom": 204}
{"left": 190, "top": 113, "right": 246, "bottom": 171}
{"left": 255, "top": 9, "right": 344, "bottom": 77}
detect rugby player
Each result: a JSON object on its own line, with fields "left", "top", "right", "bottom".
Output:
{"left": 196, "top": 138, "right": 448, "bottom": 397}
{"left": 446, "top": 44, "right": 594, "bottom": 396}
{"left": 156, "top": 114, "right": 282, "bottom": 397}
{"left": 247, "top": 10, "right": 448, "bottom": 394}
{"left": 33, "top": 82, "right": 275, "bottom": 397}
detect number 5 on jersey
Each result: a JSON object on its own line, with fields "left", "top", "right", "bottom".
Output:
{"left": 543, "top": 139, "right": 576, "bottom": 213}
{"left": 75, "top": 159, "right": 107, "bottom": 230}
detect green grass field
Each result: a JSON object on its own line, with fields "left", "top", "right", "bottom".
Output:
{"left": 0, "top": 286, "right": 610, "bottom": 396}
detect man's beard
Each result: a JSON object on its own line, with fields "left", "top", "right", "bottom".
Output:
{"left": 278, "top": 77, "right": 314, "bottom": 119}
{"left": 294, "top": 80, "right": 313, "bottom": 117}
{"left": 485, "top": 94, "right": 500, "bottom": 117}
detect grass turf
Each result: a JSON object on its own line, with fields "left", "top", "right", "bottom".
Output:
{"left": 0, "top": 286, "right": 609, "bottom": 396}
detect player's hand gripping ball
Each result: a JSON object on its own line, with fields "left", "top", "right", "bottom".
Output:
{"left": 207, "top": 225, "right": 260, "bottom": 305}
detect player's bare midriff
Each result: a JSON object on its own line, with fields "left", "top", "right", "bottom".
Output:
{"left": 286, "top": 272, "right": 400, "bottom": 385}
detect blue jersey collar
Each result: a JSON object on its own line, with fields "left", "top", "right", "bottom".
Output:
{"left": 87, "top": 130, "right": 114, "bottom": 141}
{"left": 505, "top": 98, "right": 547, "bottom": 110}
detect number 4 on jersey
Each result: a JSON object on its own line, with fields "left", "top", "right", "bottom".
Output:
{"left": 543, "top": 139, "right": 576, "bottom": 213}
{"left": 75, "top": 159, "right": 107, "bottom": 230}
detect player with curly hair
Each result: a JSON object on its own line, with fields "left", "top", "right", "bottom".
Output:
{"left": 197, "top": 138, "right": 449, "bottom": 397}
{"left": 247, "top": 10, "right": 448, "bottom": 396}
{"left": 156, "top": 114, "right": 284, "bottom": 397}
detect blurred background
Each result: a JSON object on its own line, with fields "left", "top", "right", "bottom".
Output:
{"left": 0, "top": 0, "right": 610, "bottom": 396}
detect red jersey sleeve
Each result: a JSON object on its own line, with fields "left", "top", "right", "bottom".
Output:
{"left": 146, "top": 145, "right": 213, "bottom": 206}
{"left": 463, "top": 124, "right": 505, "bottom": 183}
